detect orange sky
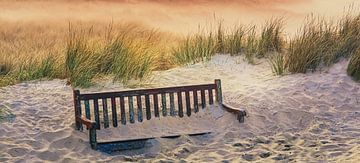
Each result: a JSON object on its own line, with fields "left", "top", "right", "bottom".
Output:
{"left": 0, "top": 0, "right": 357, "bottom": 36}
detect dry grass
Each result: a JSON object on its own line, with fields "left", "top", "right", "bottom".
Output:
{"left": 337, "top": 13, "right": 360, "bottom": 59}
{"left": 0, "top": 21, "right": 168, "bottom": 87}
{"left": 225, "top": 25, "right": 246, "bottom": 55}
{"left": 257, "top": 18, "right": 284, "bottom": 58}
{"left": 172, "top": 33, "right": 216, "bottom": 65}
{"left": 286, "top": 16, "right": 338, "bottom": 73}
{"left": 347, "top": 48, "right": 360, "bottom": 81}
{"left": 268, "top": 52, "right": 286, "bottom": 75}
{"left": 1, "top": 11, "right": 360, "bottom": 87}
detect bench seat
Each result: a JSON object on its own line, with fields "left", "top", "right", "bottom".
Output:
{"left": 73, "top": 79, "right": 246, "bottom": 151}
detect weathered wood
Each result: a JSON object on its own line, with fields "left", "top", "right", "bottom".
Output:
{"left": 161, "top": 93, "right": 167, "bottom": 116}
{"left": 80, "top": 84, "right": 216, "bottom": 100}
{"left": 110, "top": 97, "right": 118, "bottom": 127}
{"left": 128, "top": 96, "right": 135, "bottom": 123}
{"left": 137, "top": 95, "right": 143, "bottom": 122}
{"left": 73, "top": 79, "right": 248, "bottom": 152}
{"left": 193, "top": 90, "right": 199, "bottom": 113}
{"left": 76, "top": 116, "right": 95, "bottom": 129}
{"left": 97, "top": 138, "right": 152, "bottom": 152}
{"left": 153, "top": 94, "right": 160, "bottom": 117}
{"left": 215, "top": 79, "right": 223, "bottom": 104}
{"left": 200, "top": 90, "right": 206, "bottom": 109}
{"left": 177, "top": 92, "right": 183, "bottom": 117}
{"left": 145, "top": 95, "right": 151, "bottom": 120}
{"left": 208, "top": 89, "right": 214, "bottom": 105}
{"left": 84, "top": 100, "right": 91, "bottom": 120}
{"left": 89, "top": 128, "right": 97, "bottom": 149}
{"left": 73, "top": 90, "right": 83, "bottom": 130}
{"left": 102, "top": 98, "right": 109, "bottom": 128}
{"left": 169, "top": 93, "right": 175, "bottom": 116}
{"left": 93, "top": 99, "right": 100, "bottom": 130}
{"left": 120, "top": 96, "right": 126, "bottom": 125}
{"left": 221, "top": 103, "right": 247, "bottom": 123}
{"left": 185, "top": 91, "right": 191, "bottom": 116}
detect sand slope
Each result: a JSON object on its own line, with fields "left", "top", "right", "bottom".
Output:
{"left": 0, "top": 55, "right": 359, "bottom": 162}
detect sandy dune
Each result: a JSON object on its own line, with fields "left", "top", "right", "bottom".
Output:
{"left": 0, "top": 55, "right": 359, "bottom": 162}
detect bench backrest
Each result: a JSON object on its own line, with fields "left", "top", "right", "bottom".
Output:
{"left": 74, "top": 79, "right": 222, "bottom": 130}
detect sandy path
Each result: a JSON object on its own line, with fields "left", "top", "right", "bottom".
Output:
{"left": 0, "top": 55, "right": 359, "bottom": 162}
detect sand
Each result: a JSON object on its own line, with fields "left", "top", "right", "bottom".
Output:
{"left": 0, "top": 55, "right": 360, "bottom": 162}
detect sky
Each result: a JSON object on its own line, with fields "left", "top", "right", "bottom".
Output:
{"left": 0, "top": 0, "right": 358, "bottom": 36}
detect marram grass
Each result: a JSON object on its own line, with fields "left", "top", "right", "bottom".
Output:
{"left": 1, "top": 11, "right": 360, "bottom": 87}
{"left": 257, "top": 18, "right": 284, "bottom": 58}
{"left": 172, "top": 34, "right": 216, "bottom": 65}
{"left": 347, "top": 48, "right": 360, "bottom": 81}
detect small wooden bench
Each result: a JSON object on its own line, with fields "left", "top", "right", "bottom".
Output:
{"left": 73, "top": 79, "right": 246, "bottom": 151}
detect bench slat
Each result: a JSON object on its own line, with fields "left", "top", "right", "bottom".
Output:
{"left": 185, "top": 91, "right": 191, "bottom": 116}
{"left": 102, "top": 98, "right": 109, "bottom": 128}
{"left": 85, "top": 100, "right": 91, "bottom": 120}
{"left": 208, "top": 89, "right": 214, "bottom": 105}
{"left": 128, "top": 96, "right": 135, "bottom": 123}
{"left": 153, "top": 94, "right": 159, "bottom": 117}
{"left": 177, "top": 92, "right": 183, "bottom": 117}
{"left": 137, "top": 95, "right": 143, "bottom": 122}
{"left": 161, "top": 93, "right": 167, "bottom": 116}
{"left": 201, "top": 90, "right": 206, "bottom": 109}
{"left": 120, "top": 96, "right": 126, "bottom": 125}
{"left": 111, "top": 97, "right": 118, "bottom": 127}
{"left": 80, "top": 84, "right": 216, "bottom": 100}
{"left": 94, "top": 99, "right": 100, "bottom": 130}
{"left": 145, "top": 95, "right": 151, "bottom": 120}
{"left": 193, "top": 90, "right": 199, "bottom": 113}
{"left": 169, "top": 93, "right": 175, "bottom": 116}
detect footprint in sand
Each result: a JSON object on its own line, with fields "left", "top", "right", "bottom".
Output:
{"left": 7, "top": 147, "right": 29, "bottom": 157}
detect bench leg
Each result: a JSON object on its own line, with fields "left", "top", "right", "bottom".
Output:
{"left": 237, "top": 110, "right": 247, "bottom": 123}
{"left": 89, "top": 128, "right": 97, "bottom": 149}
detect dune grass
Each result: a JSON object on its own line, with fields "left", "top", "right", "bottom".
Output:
{"left": 1, "top": 11, "right": 360, "bottom": 87}
{"left": 65, "top": 23, "right": 161, "bottom": 87}
{"left": 257, "top": 18, "right": 284, "bottom": 58}
{"left": 286, "top": 17, "right": 337, "bottom": 73}
{"left": 172, "top": 33, "right": 216, "bottom": 65}
{"left": 347, "top": 48, "right": 360, "bottom": 81}
{"left": 285, "top": 14, "right": 360, "bottom": 74}
{"left": 65, "top": 27, "right": 99, "bottom": 87}
{"left": 0, "top": 22, "right": 165, "bottom": 87}
{"left": 225, "top": 25, "right": 245, "bottom": 55}
{"left": 337, "top": 14, "right": 360, "bottom": 59}
{"left": 268, "top": 52, "right": 286, "bottom": 75}
{"left": 244, "top": 26, "right": 258, "bottom": 64}
{"left": 172, "top": 20, "right": 285, "bottom": 65}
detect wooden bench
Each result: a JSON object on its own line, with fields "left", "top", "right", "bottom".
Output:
{"left": 73, "top": 79, "right": 246, "bottom": 151}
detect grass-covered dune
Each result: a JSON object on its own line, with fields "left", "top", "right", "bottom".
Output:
{"left": 1, "top": 12, "right": 360, "bottom": 87}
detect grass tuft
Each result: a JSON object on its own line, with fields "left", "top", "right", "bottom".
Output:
{"left": 347, "top": 48, "right": 360, "bottom": 81}
{"left": 172, "top": 34, "right": 216, "bottom": 65}
{"left": 0, "top": 61, "right": 12, "bottom": 76}
{"left": 225, "top": 25, "right": 245, "bottom": 55}
{"left": 65, "top": 25, "right": 98, "bottom": 87}
{"left": 286, "top": 16, "right": 338, "bottom": 73}
{"left": 336, "top": 14, "right": 360, "bottom": 59}
{"left": 268, "top": 52, "right": 286, "bottom": 75}
{"left": 244, "top": 26, "right": 258, "bottom": 64}
{"left": 257, "top": 18, "right": 285, "bottom": 58}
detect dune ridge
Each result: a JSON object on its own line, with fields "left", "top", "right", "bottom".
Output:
{"left": 0, "top": 55, "right": 359, "bottom": 162}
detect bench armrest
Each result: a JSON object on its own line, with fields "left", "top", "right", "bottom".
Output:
{"left": 76, "top": 116, "right": 97, "bottom": 129}
{"left": 221, "top": 103, "right": 247, "bottom": 123}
